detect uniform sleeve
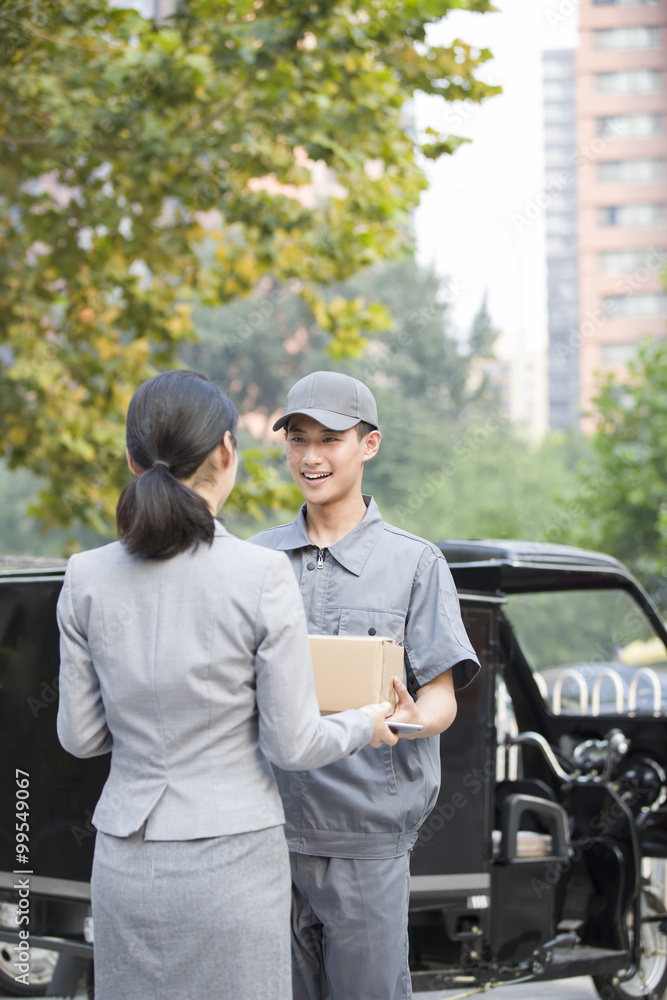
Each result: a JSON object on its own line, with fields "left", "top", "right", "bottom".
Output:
{"left": 253, "top": 553, "right": 373, "bottom": 770}
{"left": 404, "top": 549, "right": 480, "bottom": 692}
{"left": 56, "top": 559, "right": 113, "bottom": 758}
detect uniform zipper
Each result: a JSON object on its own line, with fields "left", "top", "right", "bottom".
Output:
{"left": 317, "top": 548, "right": 326, "bottom": 569}
{"left": 389, "top": 746, "right": 399, "bottom": 793}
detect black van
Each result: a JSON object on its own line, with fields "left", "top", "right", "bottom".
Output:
{"left": 2, "top": 542, "right": 667, "bottom": 999}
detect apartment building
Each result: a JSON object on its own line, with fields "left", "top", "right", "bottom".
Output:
{"left": 576, "top": 0, "right": 667, "bottom": 425}
{"left": 544, "top": 49, "right": 581, "bottom": 429}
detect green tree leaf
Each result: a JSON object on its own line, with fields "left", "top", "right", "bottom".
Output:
{"left": 561, "top": 336, "right": 667, "bottom": 600}
{"left": 0, "top": 0, "right": 499, "bottom": 543}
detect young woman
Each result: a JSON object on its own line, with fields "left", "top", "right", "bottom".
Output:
{"left": 56, "top": 370, "right": 396, "bottom": 1000}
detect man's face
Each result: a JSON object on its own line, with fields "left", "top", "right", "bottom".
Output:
{"left": 285, "top": 414, "right": 379, "bottom": 507}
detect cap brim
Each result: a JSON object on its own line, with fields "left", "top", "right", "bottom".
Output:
{"left": 272, "top": 407, "right": 363, "bottom": 433}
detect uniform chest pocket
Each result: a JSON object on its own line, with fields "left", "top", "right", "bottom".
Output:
{"left": 336, "top": 607, "right": 406, "bottom": 642}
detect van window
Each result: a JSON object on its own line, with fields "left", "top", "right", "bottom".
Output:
{"left": 503, "top": 588, "right": 667, "bottom": 715}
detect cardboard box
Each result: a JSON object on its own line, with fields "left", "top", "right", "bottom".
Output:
{"left": 308, "top": 635, "right": 403, "bottom": 713}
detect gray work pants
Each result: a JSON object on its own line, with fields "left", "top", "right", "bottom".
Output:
{"left": 289, "top": 851, "right": 412, "bottom": 1000}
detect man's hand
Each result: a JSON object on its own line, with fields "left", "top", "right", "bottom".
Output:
{"left": 386, "top": 672, "right": 457, "bottom": 739}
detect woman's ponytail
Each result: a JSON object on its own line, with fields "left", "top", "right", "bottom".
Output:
{"left": 116, "top": 371, "right": 238, "bottom": 560}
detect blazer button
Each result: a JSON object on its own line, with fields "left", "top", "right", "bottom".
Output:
{"left": 306, "top": 562, "right": 316, "bottom": 571}
{"left": 368, "top": 627, "right": 377, "bottom": 636}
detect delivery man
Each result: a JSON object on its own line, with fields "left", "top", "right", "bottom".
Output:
{"left": 249, "top": 371, "right": 480, "bottom": 1000}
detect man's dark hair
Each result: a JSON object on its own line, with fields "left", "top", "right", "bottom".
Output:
{"left": 284, "top": 418, "right": 376, "bottom": 439}
{"left": 355, "top": 421, "right": 376, "bottom": 440}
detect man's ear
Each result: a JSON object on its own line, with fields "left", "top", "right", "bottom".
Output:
{"left": 362, "top": 430, "right": 381, "bottom": 463}
{"left": 126, "top": 449, "right": 143, "bottom": 477}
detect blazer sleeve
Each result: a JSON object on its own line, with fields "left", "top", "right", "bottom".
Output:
{"left": 254, "top": 554, "right": 373, "bottom": 770}
{"left": 56, "top": 559, "right": 113, "bottom": 758}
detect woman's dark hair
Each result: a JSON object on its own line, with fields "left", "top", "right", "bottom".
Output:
{"left": 116, "top": 370, "right": 238, "bottom": 560}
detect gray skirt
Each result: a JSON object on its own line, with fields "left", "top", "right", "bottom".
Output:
{"left": 91, "top": 824, "right": 291, "bottom": 1000}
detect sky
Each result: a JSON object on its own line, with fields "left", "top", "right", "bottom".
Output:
{"left": 414, "top": 0, "right": 579, "bottom": 361}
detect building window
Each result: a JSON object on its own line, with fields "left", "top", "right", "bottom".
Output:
{"left": 548, "top": 261, "right": 578, "bottom": 279}
{"left": 594, "top": 70, "right": 662, "bottom": 95}
{"left": 547, "top": 235, "right": 578, "bottom": 255}
{"left": 544, "top": 80, "right": 574, "bottom": 101}
{"left": 547, "top": 213, "right": 577, "bottom": 235}
{"left": 599, "top": 248, "right": 667, "bottom": 273}
{"left": 599, "top": 343, "right": 639, "bottom": 367}
{"left": 543, "top": 56, "right": 575, "bottom": 81}
{"left": 551, "top": 282, "right": 579, "bottom": 302}
{"left": 545, "top": 169, "right": 575, "bottom": 189}
{"left": 545, "top": 101, "right": 576, "bottom": 124}
{"left": 545, "top": 148, "right": 574, "bottom": 168}
{"left": 545, "top": 123, "right": 576, "bottom": 144}
{"left": 603, "top": 294, "right": 667, "bottom": 316}
{"left": 596, "top": 114, "right": 662, "bottom": 139}
{"left": 599, "top": 344, "right": 639, "bottom": 366}
{"left": 593, "top": 27, "right": 661, "bottom": 50}
{"left": 598, "top": 159, "right": 665, "bottom": 183}
{"left": 598, "top": 203, "right": 665, "bottom": 227}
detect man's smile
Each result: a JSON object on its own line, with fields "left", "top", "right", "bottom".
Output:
{"left": 302, "top": 471, "right": 332, "bottom": 481}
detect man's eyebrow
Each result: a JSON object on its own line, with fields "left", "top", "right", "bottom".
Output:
{"left": 288, "top": 424, "right": 337, "bottom": 434}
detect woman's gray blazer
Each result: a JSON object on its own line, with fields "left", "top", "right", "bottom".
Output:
{"left": 56, "top": 522, "right": 372, "bottom": 841}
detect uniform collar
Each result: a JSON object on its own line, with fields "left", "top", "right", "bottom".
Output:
{"left": 214, "top": 519, "right": 230, "bottom": 537}
{"left": 270, "top": 495, "right": 385, "bottom": 577}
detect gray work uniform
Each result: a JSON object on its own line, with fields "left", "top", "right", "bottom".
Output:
{"left": 249, "top": 496, "right": 480, "bottom": 1000}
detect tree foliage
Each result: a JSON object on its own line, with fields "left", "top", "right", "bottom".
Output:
{"left": 467, "top": 291, "right": 497, "bottom": 358}
{"left": 184, "top": 257, "right": 474, "bottom": 418}
{"left": 182, "top": 256, "right": 478, "bottom": 533}
{"left": 181, "top": 257, "right": 584, "bottom": 545}
{"left": 0, "top": 0, "right": 499, "bottom": 541}
{"left": 562, "top": 338, "right": 667, "bottom": 594}
{"left": 384, "top": 423, "right": 587, "bottom": 544}
{"left": 0, "top": 459, "right": 105, "bottom": 555}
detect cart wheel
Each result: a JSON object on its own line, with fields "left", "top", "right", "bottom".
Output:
{"left": 593, "top": 877, "right": 667, "bottom": 1000}
{"left": 0, "top": 941, "right": 59, "bottom": 997}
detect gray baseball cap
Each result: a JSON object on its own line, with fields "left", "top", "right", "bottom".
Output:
{"left": 272, "top": 371, "right": 379, "bottom": 432}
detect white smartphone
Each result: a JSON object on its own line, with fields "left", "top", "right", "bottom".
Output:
{"left": 388, "top": 722, "right": 424, "bottom": 734}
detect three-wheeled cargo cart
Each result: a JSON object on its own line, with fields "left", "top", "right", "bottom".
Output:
{"left": 2, "top": 542, "right": 667, "bottom": 999}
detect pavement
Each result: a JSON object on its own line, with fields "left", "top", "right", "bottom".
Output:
{"left": 415, "top": 980, "right": 600, "bottom": 1000}
{"left": 0, "top": 976, "right": 603, "bottom": 1000}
